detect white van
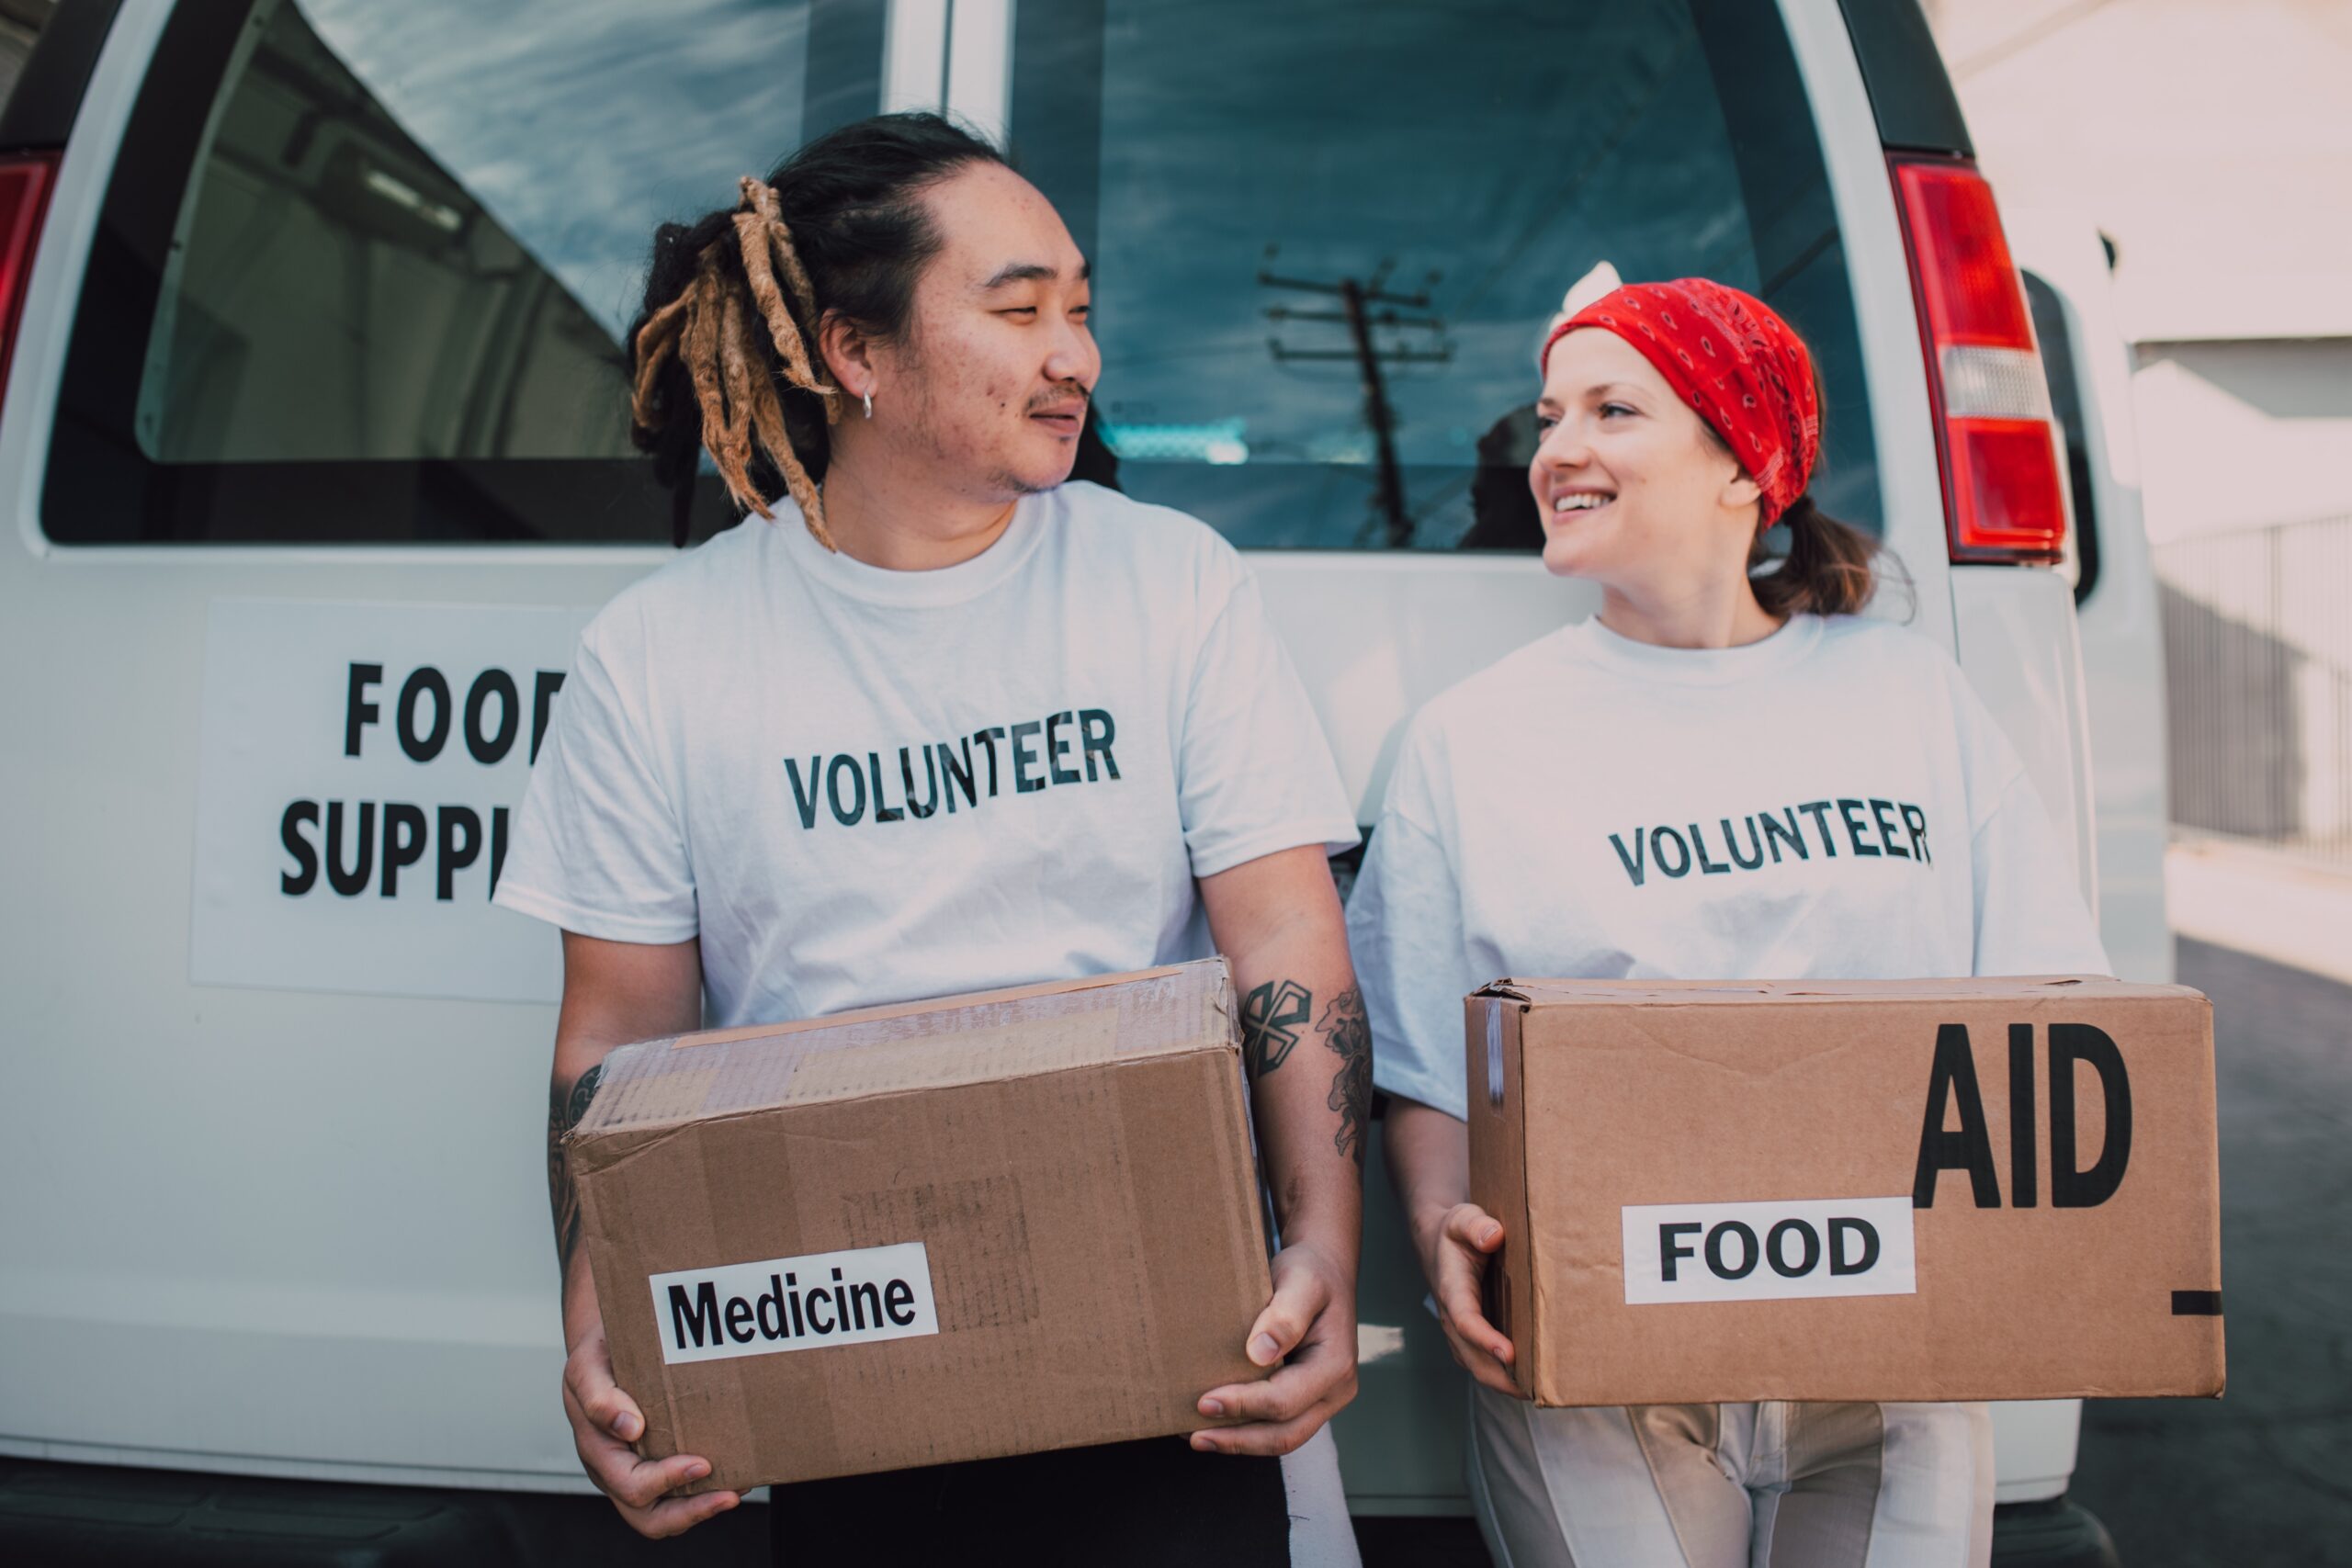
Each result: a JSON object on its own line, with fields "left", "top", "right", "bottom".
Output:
{"left": 0, "top": 1, "right": 2163, "bottom": 1562}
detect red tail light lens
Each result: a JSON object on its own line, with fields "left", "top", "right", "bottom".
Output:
{"left": 0, "top": 152, "right": 59, "bottom": 421}
{"left": 1892, "top": 156, "right": 2068, "bottom": 563}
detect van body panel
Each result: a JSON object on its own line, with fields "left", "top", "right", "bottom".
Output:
{"left": 1951, "top": 565, "right": 2101, "bottom": 908}
{"left": 2009, "top": 209, "right": 2174, "bottom": 988}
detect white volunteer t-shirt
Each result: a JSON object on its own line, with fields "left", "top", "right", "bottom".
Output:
{"left": 1351, "top": 612, "right": 2111, "bottom": 1121}
{"left": 496, "top": 480, "right": 1357, "bottom": 1028}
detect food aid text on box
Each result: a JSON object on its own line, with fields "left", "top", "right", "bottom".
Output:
{"left": 1466, "top": 977, "right": 2223, "bottom": 1408}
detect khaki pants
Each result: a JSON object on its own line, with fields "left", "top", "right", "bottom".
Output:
{"left": 1467, "top": 1386, "right": 1995, "bottom": 1568}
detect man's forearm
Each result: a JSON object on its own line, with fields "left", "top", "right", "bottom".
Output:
{"left": 548, "top": 1057, "right": 607, "bottom": 1345}
{"left": 1235, "top": 954, "right": 1367, "bottom": 1258}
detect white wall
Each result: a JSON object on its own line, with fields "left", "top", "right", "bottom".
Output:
{"left": 1926, "top": 0, "right": 2352, "bottom": 544}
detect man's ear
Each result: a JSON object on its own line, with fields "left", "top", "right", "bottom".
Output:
{"left": 817, "top": 313, "right": 877, "bottom": 400}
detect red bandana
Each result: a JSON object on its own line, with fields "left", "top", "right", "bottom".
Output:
{"left": 1539, "top": 278, "right": 1820, "bottom": 525}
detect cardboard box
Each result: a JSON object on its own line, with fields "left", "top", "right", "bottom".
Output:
{"left": 571, "top": 959, "right": 1272, "bottom": 1492}
{"left": 1467, "top": 976, "right": 2222, "bottom": 1406}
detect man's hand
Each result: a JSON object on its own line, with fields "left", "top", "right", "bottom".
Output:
{"left": 1417, "top": 1201, "right": 1518, "bottom": 1395}
{"left": 548, "top": 932, "right": 709, "bottom": 1536}
{"left": 561, "top": 1325, "right": 740, "bottom": 1537}
{"left": 1190, "top": 1238, "right": 1359, "bottom": 1456}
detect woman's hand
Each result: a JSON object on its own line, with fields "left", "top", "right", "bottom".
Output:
{"left": 1418, "top": 1201, "right": 1519, "bottom": 1394}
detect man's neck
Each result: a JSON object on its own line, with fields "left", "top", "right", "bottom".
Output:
{"left": 818, "top": 451, "right": 1020, "bottom": 572}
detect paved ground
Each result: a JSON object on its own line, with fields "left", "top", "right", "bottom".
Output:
{"left": 2068, "top": 936, "right": 2352, "bottom": 1567}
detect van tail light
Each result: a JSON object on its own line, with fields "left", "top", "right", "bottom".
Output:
{"left": 1892, "top": 155, "right": 2068, "bottom": 563}
{"left": 0, "top": 152, "right": 59, "bottom": 422}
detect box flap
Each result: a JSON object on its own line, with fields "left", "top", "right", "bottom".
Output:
{"left": 579, "top": 958, "right": 1237, "bottom": 1135}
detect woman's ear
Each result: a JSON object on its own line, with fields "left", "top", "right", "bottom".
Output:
{"left": 817, "top": 312, "right": 876, "bottom": 400}
{"left": 1720, "top": 469, "right": 1764, "bottom": 512}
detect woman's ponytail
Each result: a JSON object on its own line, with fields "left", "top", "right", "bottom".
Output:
{"left": 1748, "top": 493, "right": 1883, "bottom": 618}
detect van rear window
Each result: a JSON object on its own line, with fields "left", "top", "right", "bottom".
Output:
{"left": 43, "top": 0, "right": 1876, "bottom": 548}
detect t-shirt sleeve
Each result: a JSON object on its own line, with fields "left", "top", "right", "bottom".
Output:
{"left": 1349, "top": 733, "right": 1479, "bottom": 1122}
{"left": 1949, "top": 671, "right": 2112, "bottom": 977}
{"left": 492, "top": 622, "right": 698, "bottom": 944}
{"left": 1177, "top": 560, "right": 1361, "bottom": 876}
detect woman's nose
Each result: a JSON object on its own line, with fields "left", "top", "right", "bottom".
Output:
{"left": 1536, "top": 426, "right": 1591, "bottom": 472}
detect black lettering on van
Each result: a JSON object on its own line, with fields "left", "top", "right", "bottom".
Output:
{"left": 345, "top": 664, "right": 383, "bottom": 757}
{"left": 397, "top": 668, "right": 452, "bottom": 762}
{"left": 380, "top": 803, "right": 428, "bottom": 897}
{"left": 281, "top": 801, "right": 321, "bottom": 895}
{"left": 530, "top": 671, "right": 567, "bottom": 764}
{"left": 464, "top": 670, "right": 520, "bottom": 765}
{"left": 490, "top": 806, "right": 510, "bottom": 896}
{"left": 326, "top": 801, "right": 376, "bottom": 897}
{"left": 436, "top": 807, "right": 481, "bottom": 900}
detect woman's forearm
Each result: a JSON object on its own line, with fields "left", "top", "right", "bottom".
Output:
{"left": 1384, "top": 1097, "right": 1473, "bottom": 1275}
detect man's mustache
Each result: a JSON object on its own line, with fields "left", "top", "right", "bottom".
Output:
{"left": 1026, "top": 381, "right": 1093, "bottom": 415}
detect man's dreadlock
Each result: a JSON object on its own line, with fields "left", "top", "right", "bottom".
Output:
{"left": 627, "top": 113, "right": 1007, "bottom": 549}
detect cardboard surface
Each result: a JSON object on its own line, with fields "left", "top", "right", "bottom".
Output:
{"left": 1466, "top": 976, "right": 2224, "bottom": 1407}
{"left": 572, "top": 959, "right": 1272, "bottom": 1491}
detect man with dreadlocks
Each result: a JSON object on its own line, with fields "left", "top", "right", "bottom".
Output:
{"left": 497, "top": 115, "right": 1366, "bottom": 1566}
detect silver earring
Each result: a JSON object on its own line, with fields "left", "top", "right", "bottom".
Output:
{"left": 863, "top": 389, "right": 874, "bottom": 420}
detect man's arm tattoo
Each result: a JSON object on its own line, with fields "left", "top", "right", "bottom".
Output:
{"left": 1239, "top": 978, "right": 1313, "bottom": 1079}
{"left": 546, "top": 1061, "right": 604, "bottom": 1282}
{"left": 1317, "top": 987, "right": 1373, "bottom": 1168}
